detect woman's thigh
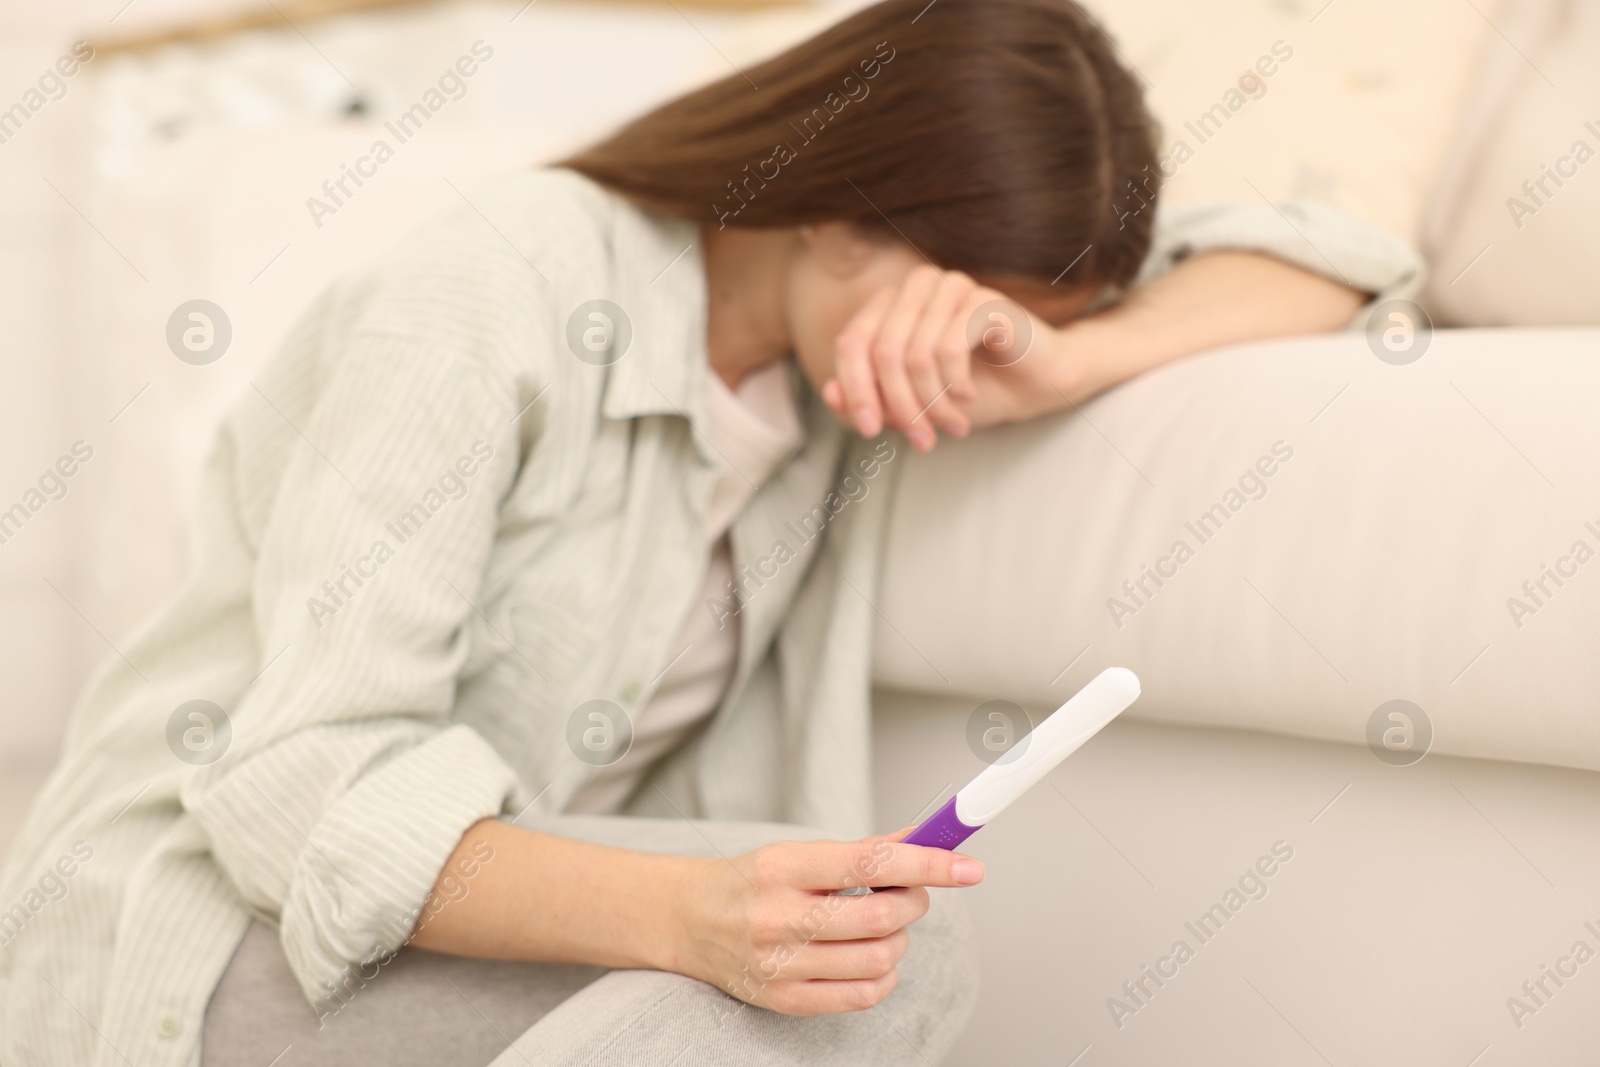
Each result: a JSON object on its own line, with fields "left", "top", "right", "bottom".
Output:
{"left": 202, "top": 815, "right": 977, "bottom": 1067}
{"left": 202, "top": 920, "right": 605, "bottom": 1067}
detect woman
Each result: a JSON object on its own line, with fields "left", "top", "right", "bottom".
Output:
{"left": 0, "top": 1, "right": 1413, "bottom": 1064}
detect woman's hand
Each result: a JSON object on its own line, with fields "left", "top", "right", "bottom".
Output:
{"left": 820, "top": 265, "right": 1061, "bottom": 452}
{"left": 406, "top": 820, "right": 980, "bottom": 1016}
{"left": 674, "top": 830, "right": 984, "bottom": 1016}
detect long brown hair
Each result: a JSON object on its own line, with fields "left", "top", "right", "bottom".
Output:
{"left": 562, "top": 0, "right": 1159, "bottom": 290}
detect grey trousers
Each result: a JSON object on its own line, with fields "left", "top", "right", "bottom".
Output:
{"left": 202, "top": 815, "right": 979, "bottom": 1067}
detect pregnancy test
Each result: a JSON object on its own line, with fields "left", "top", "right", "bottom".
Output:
{"left": 904, "top": 667, "right": 1142, "bottom": 851}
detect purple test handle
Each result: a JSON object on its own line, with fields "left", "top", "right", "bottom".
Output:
{"left": 869, "top": 796, "right": 982, "bottom": 893}
{"left": 901, "top": 795, "right": 981, "bottom": 850}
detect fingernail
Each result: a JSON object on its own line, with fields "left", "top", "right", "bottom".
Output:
{"left": 914, "top": 429, "right": 935, "bottom": 451}
{"left": 952, "top": 858, "right": 984, "bottom": 886}
{"left": 854, "top": 407, "right": 878, "bottom": 437}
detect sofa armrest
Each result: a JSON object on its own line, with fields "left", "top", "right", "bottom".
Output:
{"left": 875, "top": 328, "right": 1600, "bottom": 771}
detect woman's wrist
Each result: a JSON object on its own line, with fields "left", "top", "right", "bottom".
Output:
{"left": 1014, "top": 311, "right": 1128, "bottom": 418}
{"left": 1041, "top": 313, "right": 1119, "bottom": 411}
{"left": 561, "top": 846, "right": 717, "bottom": 976}
{"left": 636, "top": 854, "right": 717, "bottom": 976}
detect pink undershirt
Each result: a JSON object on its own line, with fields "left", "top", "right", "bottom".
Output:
{"left": 566, "top": 361, "right": 804, "bottom": 814}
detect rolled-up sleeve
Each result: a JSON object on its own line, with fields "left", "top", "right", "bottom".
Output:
{"left": 1140, "top": 198, "right": 1425, "bottom": 307}
{"left": 183, "top": 326, "right": 528, "bottom": 1006}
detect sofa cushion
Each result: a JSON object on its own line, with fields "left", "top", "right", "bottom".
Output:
{"left": 1421, "top": 0, "right": 1600, "bottom": 325}
{"left": 873, "top": 328, "right": 1600, "bottom": 772}
{"left": 1076, "top": 0, "right": 1498, "bottom": 245}
{"left": 871, "top": 691, "right": 1600, "bottom": 1064}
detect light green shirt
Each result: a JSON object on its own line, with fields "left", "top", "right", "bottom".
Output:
{"left": 0, "top": 169, "right": 898, "bottom": 1066}
{"left": 0, "top": 167, "right": 1420, "bottom": 1067}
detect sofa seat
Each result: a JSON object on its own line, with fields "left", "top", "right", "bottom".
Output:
{"left": 872, "top": 688, "right": 1600, "bottom": 1066}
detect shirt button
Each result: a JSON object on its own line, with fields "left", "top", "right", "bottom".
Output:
{"left": 620, "top": 680, "right": 641, "bottom": 703}
{"left": 158, "top": 1015, "right": 182, "bottom": 1038}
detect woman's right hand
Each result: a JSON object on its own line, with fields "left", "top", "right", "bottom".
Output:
{"left": 672, "top": 832, "right": 985, "bottom": 1016}
{"left": 819, "top": 265, "right": 1079, "bottom": 452}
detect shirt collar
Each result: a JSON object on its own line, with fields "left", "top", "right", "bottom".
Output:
{"left": 599, "top": 194, "right": 715, "bottom": 459}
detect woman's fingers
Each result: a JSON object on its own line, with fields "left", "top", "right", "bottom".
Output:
{"left": 764, "top": 971, "right": 902, "bottom": 1016}
{"left": 945, "top": 284, "right": 1003, "bottom": 394}
{"left": 753, "top": 838, "right": 984, "bottom": 893}
{"left": 904, "top": 272, "right": 976, "bottom": 439}
{"left": 832, "top": 286, "right": 896, "bottom": 437}
{"left": 799, "top": 886, "right": 930, "bottom": 941}
{"left": 820, "top": 378, "right": 846, "bottom": 414}
{"left": 778, "top": 929, "right": 910, "bottom": 979}
{"left": 833, "top": 268, "right": 1011, "bottom": 450}
{"left": 869, "top": 267, "right": 944, "bottom": 447}
{"left": 749, "top": 914, "right": 910, "bottom": 1014}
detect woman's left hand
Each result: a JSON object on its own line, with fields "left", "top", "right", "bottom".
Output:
{"left": 820, "top": 265, "right": 1070, "bottom": 451}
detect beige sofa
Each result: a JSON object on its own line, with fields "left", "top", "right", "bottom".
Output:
{"left": 872, "top": 330, "right": 1600, "bottom": 1065}
{"left": 868, "top": 1, "right": 1600, "bottom": 1058}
